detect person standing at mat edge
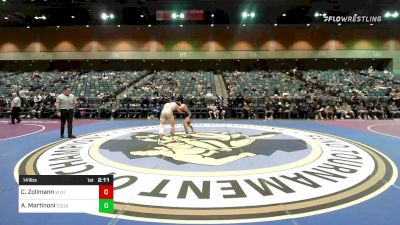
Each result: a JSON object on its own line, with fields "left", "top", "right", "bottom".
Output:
{"left": 10, "top": 92, "right": 21, "bottom": 124}
{"left": 55, "top": 86, "right": 77, "bottom": 138}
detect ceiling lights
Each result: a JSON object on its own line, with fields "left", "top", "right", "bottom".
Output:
{"left": 101, "top": 12, "right": 115, "bottom": 21}
{"left": 34, "top": 15, "right": 46, "bottom": 20}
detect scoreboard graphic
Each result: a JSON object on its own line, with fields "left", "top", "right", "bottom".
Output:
{"left": 18, "top": 175, "right": 114, "bottom": 214}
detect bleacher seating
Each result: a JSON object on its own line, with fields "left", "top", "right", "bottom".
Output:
{"left": 0, "top": 68, "right": 399, "bottom": 120}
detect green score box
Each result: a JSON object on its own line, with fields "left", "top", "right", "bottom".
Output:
{"left": 99, "top": 199, "right": 114, "bottom": 213}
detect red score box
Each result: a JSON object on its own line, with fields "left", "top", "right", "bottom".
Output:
{"left": 99, "top": 185, "right": 113, "bottom": 199}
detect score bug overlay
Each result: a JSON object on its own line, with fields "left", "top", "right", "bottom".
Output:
{"left": 18, "top": 175, "right": 114, "bottom": 213}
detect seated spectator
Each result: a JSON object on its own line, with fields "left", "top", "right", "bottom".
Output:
{"left": 324, "top": 105, "right": 334, "bottom": 120}
{"left": 41, "top": 103, "right": 53, "bottom": 118}
{"left": 242, "top": 103, "right": 250, "bottom": 119}
{"left": 335, "top": 102, "right": 346, "bottom": 119}
{"left": 110, "top": 103, "right": 120, "bottom": 119}
{"left": 217, "top": 104, "right": 226, "bottom": 120}
{"left": 0, "top": 95, "right": 5, "bottom": 113}
{"left": 273, "top": 97, "right": 283, "bottom": 118}
{"left": 236, "top": 93, "right": 244, "bottom": 107}
{"left": 140, "top": 93, "right": 151, "bottom": 108}
{"left": 31, "top": 103, "right": 42, "bottom": 119}
{"left": 343, "top": 102, "right": 355, "bottom": 119}
{"left": 315, "top": 104, "right": 325, "bottom": 120}
{"left": 298, "top": 102, "right": 308, "bottom": 119}
{"left": 34, "top": 94, "right": 42, "bottom": 105}
{"left": 264, "top": 101, "right": 274, "bottom": 120}
{"left": 368, "top": 102, "right": 378, "bottom": 120}
{"left": 248, "top": 102, "right": 256, "bottom": 119}
{"left": 208, "top": 103, "right": 220, "bottom": 119}
{"left": 98, "top": 104, "right": 109, "bottom": 119}
{"left": 355, "top": 102, "right": 368, "bottom": 119}
{"left": 388, "top": 102, "right": 400, "bottom": 118}
{"left": 375, "top": 104, "right": 386, "bottom": 119}
{"left": 282, "top": 101, "right": 292, "bottom": 119}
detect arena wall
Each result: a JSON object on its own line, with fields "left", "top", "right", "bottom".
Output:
{"left": 0, "top": 25, "right": 399, "bottom": 71}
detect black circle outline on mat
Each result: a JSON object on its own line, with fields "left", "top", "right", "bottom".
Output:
{"left": 14, "top": 125, "right": 397, "bottom": 223}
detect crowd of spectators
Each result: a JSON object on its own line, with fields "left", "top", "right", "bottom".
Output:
{"left": 0, "top": 67, "right": 399, "bottom": 120}
{"left": 0, "top": 70, "right": 145, "bottom": 119}
{"left": 223, "top": 67, "right": 400, "bottom": 119}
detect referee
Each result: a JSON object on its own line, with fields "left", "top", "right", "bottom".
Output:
{"left": 55, "top": 86, "right": 77, "bottom": 138}
{"left": 10, "top": 92, "right": 21, "bottom": 124}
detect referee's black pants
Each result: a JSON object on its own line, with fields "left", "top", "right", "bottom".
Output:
{"left": 60, "top": 109, "right": 74, "bottom": 137}
{"left": 11, "top": 107, "right": 21, "bottom": 124}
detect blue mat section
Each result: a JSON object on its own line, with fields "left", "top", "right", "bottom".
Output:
{"left": 0, "top": 120, "right": 399, "bottom": 225}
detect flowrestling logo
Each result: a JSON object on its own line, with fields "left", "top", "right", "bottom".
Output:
{"left": 324, "top": 14, "right": 382, "bottom": 23}
{"left": 15, "top": 124, "right": 397, "bottom": 223}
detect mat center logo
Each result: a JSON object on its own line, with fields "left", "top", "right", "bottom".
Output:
{"left": 131, "top": 132, "right": 277, "bottom": 166}
{"left": 15, "top": 124, "right": 397, "bottom": 223}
